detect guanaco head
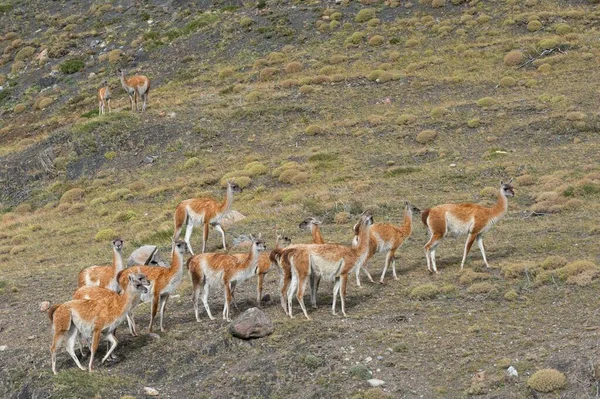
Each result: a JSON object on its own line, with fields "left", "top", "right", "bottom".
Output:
{"left": 116, "top": 68, "right": 125, "bottom": 77}
{"left": 227, "top": 181, "right": 243, "bottom": 193}
{"left": 280, "top": 236, "right": 292, "bottom": 247}
{"left": 103, "top": 79, "right": 109, "bottom": 86}
{"left": 172, "top": 239, "right": 189, "bottom": 255}
{"left": 500, "top": 179, "right": 515, "bottom": 197}
{"left": 112, "top": 238, "right": 124, "bottom": 251}
{"left": 404, "top": 201, "right": 421, "bottom": 215}
{"left": 298, "top": 217, "right": 321, "bottom": 230}
{"left": 128, "top": 273, "right": 151, "bottom": 294}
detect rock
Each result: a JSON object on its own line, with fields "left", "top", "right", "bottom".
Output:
{"left": 0, "top": 345, "right": 7, "bottom": 351}
{"left": 365, "top": 356, "right": 373, "bottom": 363}
{"left": 28, "top": 336, "right": 35, "bottom": 340}
{"left": 148, "top": 333, "right": 160, "bottom": 340}
{"left": 39, "top": 301, "right": 50, "bottom": 312}
{"left": 376, "top": 356, "right": 383, "bottom": 361}
{"left": 143, "top": 387, "right": 159, "bottom": 396}
{"left": 229, "top": 307, "right": 273, "bottom": 339}
{"left": 128, "top": 245, "right": 166, "bottom": 267}
{"left": 261, "top": 293, "right": 271, "bottom": 303}
{"left": 368, "top": 379, "right": 385, "bottom": 387}
{"left": 88, "top": 72, "right": 96, "bottom": 79}
{"left": 506, "top": 366, "right": 518, "bottom": 378}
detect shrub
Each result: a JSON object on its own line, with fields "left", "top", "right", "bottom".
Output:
{"left": 502, "top": 262, "right": 537, "bottom": 279}
{"left": 555, "top": 23, "right": 571, "bottom": 35}
{"left": 466, "top": 282, "right": 497, "bottom": 294}
{"left": 537, "top": 63, "right": 551, "bottom": 74}
{"left": 259, "top": 67, "right": 277, "bottom": 81}
{"left": 504, "top": 289, "right": 519, "bottom": 301}
{"left": 280, "top": 79, "right": 298, "bottom": 88}
{"left": 218, "top": 67, "right": 235, "bottom": 79}
{"left": 504, "top": 50, "right": 525, "bottom": 66}
{"left": 565, "top": 111, "right": 585, "bottom": 121}
{"left": 527, "top": 369, "right": 566, "bottom": 393}
{"left": 233, "top": 176, "right": 252, "bottom": 189}
{"left": 305, "top": 125, "right": 323, "bottom": 135}
{"left": 272, "top": 162, "right": 300, "bottom": 177}
{"left": 108, "top": 188, "right": 132, "bottom": 201}
{"left": 467, "top": 118, "right": 481, "bottom": 128}
{"left": 95, "top": 228, "right": 118, "bottom": 242}
{"left": 245, "top": 161, "right": 268, "bottom": 176}
{"left": 345, "top": 32, "right": 364, "bottom": 46}
{"left": 304, "top": 354, "right": 323, "bottom": 369}
{"left": 59, "top": 58, "right": 85, "bottom": 74}
{"left": 14, "top": 46, "right": 35, "bottom": 61}
{"left": 240, "top": 17, "right": 254, "bottom": 27}
{"left": 476, "top": 97, "right": 497, "bottom": 108}
{"left": 355, "top": 8, "right": 376, "bottom": 23}
{"left": 527, "top": 20, "right": 542, "bottom": 32}
{"left": 410, "top": 283, "right": 440, "bottom": 300}
{"left": 36, "top": 97, "right": 53, "bottom": 110}
{"left": 396, "top": 114, "right": 416, "bottom": 125}
{"left": 334, "top": 212, "right": 351, "bottom": 224}
{"left": 538, "top": 37, "right": 560, "bottom": 50}
{"left": 299, "top": 85, "right": 315, "bottom": 94}
{"left": 368, "top": 35, "right": 384, "bottom": 46}
{"left": 432, "top": 0, "right": 446, "bottom": 7}
{"left": 540, "top": 255, "right": 567, "bottom": 270}
{"left": 184, "top": 157, "right": 201, "bottom": 169}
{"left": 330, "top": 54, "right": 348, "bottom": 64}
{"left": 430, "top": 107, "right": 448, "bottom": 118}
{"left": 278, "top": 169, "right": 300, "bottom": 184}
{"left": 499, "top": 76, "right": 517, "bottom": 87}
{"left": 108, "top": 49, "right": 122, "bottom": 64}
{"left": 556, "top": 260, "right": 598, "bottom": 280}
{"left": 60, "top": 188, "right": 85, "bottom": 203}
{"left": 245, "top": 91, "right": 262, "bottom": 102}
{"left": 367, "top": 18, "right": 380, "bottom": 27}
{"left": 114, "top": 210, "right": 137, "bottom": 222}
{"left": 416, "top": 130, "right": 437, "bottom": 144}
{"left": 13, "top": 103, "right": 26, "bottom": 114}
{"left": 291, "top": 172, "right": 310, "bottom": 185}
{"left": 11, "top": 60, "right": 25, "bottom": 74}
{"left": 285, "top": 61, "right": 303, "bottom": 73}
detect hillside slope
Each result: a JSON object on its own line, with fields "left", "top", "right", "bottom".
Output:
{"left": 1, "top": 0, "right": 600, "bottom": 397}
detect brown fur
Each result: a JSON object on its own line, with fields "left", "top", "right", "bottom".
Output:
{"left": 187, "top": 239, "right": 266, "bottom": 322}
{"left": 423, "top": 181, "right": 515, "bottom": 273}
{"left": 117, "top": 241, "right": 187, "bottom": 332}
{"left": 77, "top": 239, "right": 124, "bottom": 292}
{"left": 284, "top": 215, "right": 374, "bottom": 319}
{"left": 50, "top": 274, "right": 149, "bottom": 374}
{"left": 118, "top": 69, "right": 150, "bottom": 112}
{"left": 173, "top": 182, "right": 240, "bottom": 254}
{"left": 97, "top": 81, "right": 111, "bottom": 114}
{"left": 48, "top": 304, "right": 59, "bottom": 322}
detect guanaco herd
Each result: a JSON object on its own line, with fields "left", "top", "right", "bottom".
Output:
{"left": 47, "top": 179, "right": 515, "bottom": 373}
{"left": 97, "top": 69, "right": 150, "bottom": 115}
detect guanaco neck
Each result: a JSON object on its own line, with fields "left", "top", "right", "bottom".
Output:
{"left": 167, "top": 248, "right": 185, "bottom": 279}
{"left": 354, "top": 221, "right": 371, "bottom": 258}
{"left": 311, "top": 224, "right": 324, "bottom": 244}
{"left": 115, "top": 283, "right": 141, "bottom": 317}
{"left": 219, "top": 184, "right": 235, "bottom": 215}
{"left": 112, "top": 246, "right": 124, "bottom": 275}
{"left": 119, "top": 72, "right": 132, "bottom": 92}
{"left": 400, "top": 206, "right": 413, "bottom": 236}
{"left": 490, "top": 189, "right": 509, "bottom": 219}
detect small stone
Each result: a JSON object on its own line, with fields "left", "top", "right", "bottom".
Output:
{"left": 506, "top": 366, "right": 518, "bottom": 378}
{"left": 377, "top": 356, "right": 383, "bottom": 361}
{"left": 40, "top": 301, "right": 50, "bottom": 312}
{"left": 148, "top": 333, "right": 160, "bottom": 340}
{"left": 368, "top": 379, "right": 385, "bottom": 387}
{"left": 0, "top": 345, "right": 7, "bottom": 351}
{"left": 28, "top": 336, "right": 35, "bottom": 340}
{"left": 143, "top": 387, "right": 159, "bottom": 396}
{"left": 88, "top": 72, "right": 96, "bottom": 79}
{"left": 449, "top": 163, "right": 456, "bottom": 167}
{"left": 365, "top": 356, "right": 373, "bottom": 362}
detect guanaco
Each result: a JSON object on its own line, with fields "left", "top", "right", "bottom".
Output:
{"left": 422, "top": 180, "right": 515, "bottom": 273}
{"left": 284, "top": 214, "right": 374, "bottom": 319}
{"left": 49, "top": 273, "right": 150, "bottom": 374}
{"left": 232, "top": 234, "right": 291, "bottom": 305}
{"left": 117, "top": 240, "right": 188, "bottom": 332}
{"left": 98, "top": 80, "right": 111, "bottom": 115}
{"left": 117, "top": 68, "right": 150, "bottom": 112}
{"left": 77, "top": 239, "right": 125, "bottom": 292}
{"left": 173, "top": 181, "right": 242, "bottom": 255}
{"left": 352, "top": 201, "right": 420, "bottom": 284}
{"left": 187, "top": 237, "right": 266, "bottom": 322}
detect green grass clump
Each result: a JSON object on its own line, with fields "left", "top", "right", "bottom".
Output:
{"left": 467, "top": 118, "right": 481, "bottom": 128}
{"left": 555, "top": 260, "right": 598, "bottom": 280}
{"left": 305, "top": 125, "right": 323, "bottom": 135}
{"left": 430, "top": 107, "right": 448, "bottom": 118}
{"left": 345, "top": 32, "right": 364, "bottom": 46}
{"left": 555, "top": 23, "right": 571, "bottom": 35}
{"left": 355, "top": 8, "right": 376, "bottom": 23}
{"left": 502, "top": 262, "right": 537, "bottom": 279}
{"left": 114, "top": 210, "right": 137, "bottom": 222}
{"left": 107, "top": 188, "right": 133, "bottom": 201}
{"left": 538, "top": 37, "right": 561, "bottom": 50}
{"left": 527, "top": 20, "right": 542, "bottom": 32}
{"left": 504, "top": 289, "right": 518, "bottom": 301}
{"left": 60, "top": 188, "right": 85, "bottom": 204}
{"left": 329, "top": 54, "right": 348, "bottom": 64}
{"left": 284, "top": 61, "right": 303, "bottom": 73}
{"left": 272, "top": 162, "right": 300, "bottom": 178}
{"left": 240, "top": 17, "right": 254, "bottom": 27}
{"left": 385, "top": 166, "right": 419, "bottom": 176}
{"left": 0, "top": 3, "right": 14, "bottom": 12}
{"left": 540, "top": 255, "right": 568, "bottom": 270}
{"left": 367, "top": 70, "right": 393, "bottom": 83}
{"left": 476, "top": 97, "right": 497, "bottom": 108}
{"left": 245, "top": 91, "right": 262, "bottom": 102}
{"left": 527, "top": 369, "right": 566, "bottom": 393}
{"left": 184, "top": 157, "right": 201, "bottom": 169}
{"left": 410, "top": 283, "right": 440, "bottom": 300}
{"left": 466, "top": 282, "right": 497, "bottom": 295}
{"left": 349, "top": 364, "right": 372, "bottom": 379}
{"left": 499, "top": 76, "right": 517, "bottom": 87}
{"left": 244, "top": 161, "right": 268, "bottom": 176}
{"left": 260, "top": 67, "right": 277, "bottom": 81}
{"left": 14, "top": 46, "right": 35, "bottom": 61}
{"left": 218, "top": 67, "right": 235, "bottom": 79}
{"left": 368, "top": 35, "right": 384, "bottom": 46}
{"left": 59, "top": 58, "right": 85, "bottom": 74}
{"left": 304, "top": 354, "right": 324, "bottom": 369}
{"left": 459, "top": 270, "right": 490, "bottom": 285}
{"left": 104, "top": 151, "right": 117, "bottom": 160}
{"left": 396, "top": 114, "right": 416, "bottom": 125}
{"left": 278, "top": 169, "right": 308, "bottom": 184}
{"left": 95, "top": 228, "right": 117, "bottom": 242}
{"left": 416, "top": 130, "right": 437, "bottom": 144}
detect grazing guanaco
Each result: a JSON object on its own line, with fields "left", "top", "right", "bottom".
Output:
{"left": 118, "top": 240, "right": 188, "bottom": 332}
{"left": 187, "top": 237, "right": 266, "bottom": 322}
{"left": 173, "top": 181, "right": 242, "bottom": 255}
{"left": 284, "top": 214, "right": 374, "bottom": 319}
{"left": 352, "top": 201, "right": 420, "bottom": 284}
{"left": 422, "top": 180, "right": 515, "bottom": 273}
{"left": 117, "top": 68, "right": 150, "bottom": 112}
{"left": 98, "top": 80, "right": 111, "bottom": 115}
{"left": 77, "top": 239, "right": 125, "bottom": 292}
{"left": 49, "top": 273, "right": 150, "bottom": 374}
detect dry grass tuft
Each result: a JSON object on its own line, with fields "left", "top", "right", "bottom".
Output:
{"left": 60, "top": 188, "right": 85, "bottom": 204}
{"left": 502, "top": 262, "right": 538, "bottom": 279}
{"left": 504, "top": 51, "right": 525, "bottom": 67}
{"left": 540, "top": 255, "right": 567, "bottom": 270}
{"left": 528, "top": 369, "right": 567, "bottom": 393}
{"left": 466, "top": 282, "right": 497, "bottom": 294}
{"left": 410, "top": 283, "right": 440, "bottom": 300}
{"left": 459, "top": 270, "right": 490, "bottom": 285}
{"left": 416, "top": 130, "right": 437, "bottom": 144}
{"left": 95, "top": 228, "right": 118, "bottom": 242}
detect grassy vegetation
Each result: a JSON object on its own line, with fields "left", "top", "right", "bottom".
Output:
{"left": 1, "top": 0, "right": 600, "bottom": 397}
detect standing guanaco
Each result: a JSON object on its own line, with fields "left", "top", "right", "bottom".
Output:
{"left": 117, "top": 68, "right": 150, "bottom": 112}
{"left": 49, "top": 273, "right": 150, "bottom": 374}
{"left": 187, "top": 237, "right": 266, "bottom": 322}
{"left": 284, "top": 214, "right": 374, "bottom": 319}
{"left": 173, "top": 181, "right": 242, "bottom": 255}
{"left": 77, "top": 239, "right": 125, "bottom": 292}
{"left": 98, "top": 80, "right": 111, "bottom": 115}
{"left": 117, "top": 240, "right": 188, "bottom": 332}
{"left": 352, "top": 201, "right": 420, "bottom": 284}
{"left": 422, "top": 180, "right": 515, "bottom": 273}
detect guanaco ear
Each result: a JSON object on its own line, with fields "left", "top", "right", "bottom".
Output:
{"left": 507, "top": 177, "right": 513, "bottom": 184}
{"left": 249, "top": 233, "right": 255, "bottom": 242}
{"left": 128, "top": 274, "right": 135, "bottom": 283}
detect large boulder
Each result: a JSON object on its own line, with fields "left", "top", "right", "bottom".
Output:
{"left": 229, "top": 307, "right": 273, "bottom": 339}
{"left": 127, "top": 245, "right": 167, "bottom": 267}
